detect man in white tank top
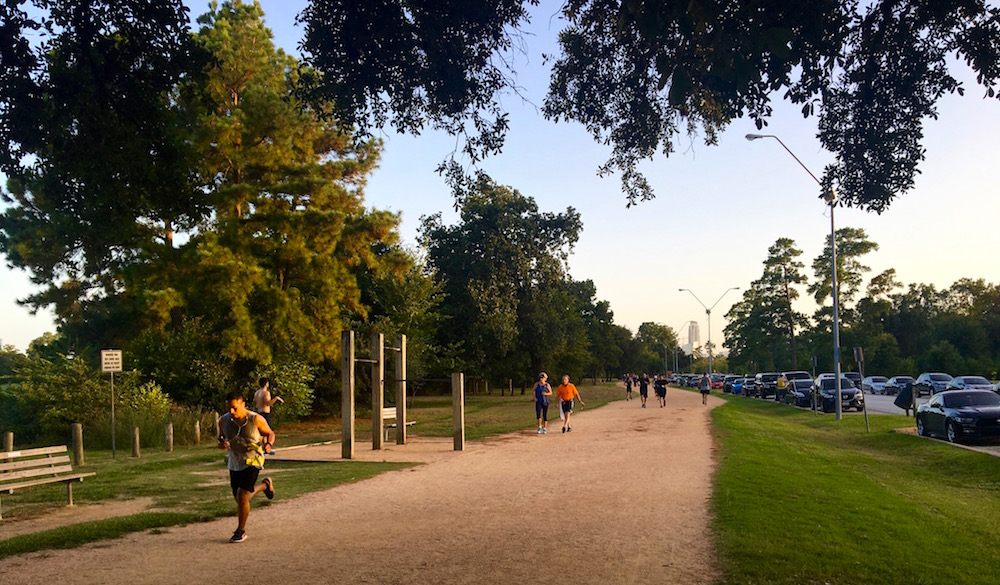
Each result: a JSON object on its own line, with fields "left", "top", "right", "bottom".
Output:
{"left": 219, "top": 390, "right": 276, "bottom": 543}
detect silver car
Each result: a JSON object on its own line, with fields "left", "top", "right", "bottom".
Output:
{"left": 862, "top": 375, "right": 888, "bottom": 394}
{"left": 946, "top": 376, "right": 994, "bottom": 392}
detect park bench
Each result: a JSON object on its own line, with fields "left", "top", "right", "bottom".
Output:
{"left": 381, "top": 407, "right": 416, "bottom": 442}
{"left": 0, "top": 445, "right": 96, "bottom": 520}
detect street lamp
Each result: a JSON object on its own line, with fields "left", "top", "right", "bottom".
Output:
{"left": 678, "top": 288, "right": 740, "bottom": 375}
{"left": 746, "top": 132, "right": 844, "bottom": 421}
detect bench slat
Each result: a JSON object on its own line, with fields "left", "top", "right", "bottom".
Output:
{"left": 0, "top": 455, "right": 71, "bottom": 474}
{"left": 1, "top": 445, "right": 67, "bottom": 460}
{"left": 0, "top": 464, "right": 76, "bottom": 483}
{"left": 0, "top": 472, "right": 96, "bottom": 494}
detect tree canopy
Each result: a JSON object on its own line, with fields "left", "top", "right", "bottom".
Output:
{"left": 298, "top": 0, "right": 1000, "bottom": 212}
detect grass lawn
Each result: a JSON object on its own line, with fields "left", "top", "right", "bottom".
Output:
{"left": 710, "top": 392, "right": 1000, "bottom": 585}
{"left": 0, "top": 381, "right": 623, "bottom": 558}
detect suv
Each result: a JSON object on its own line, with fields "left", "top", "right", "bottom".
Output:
{"left": 755, "top": 372, "right": 780, "bottom": 399}
{"left": 843, "top": 372, "right": 862, "bottom": 388}
{"left": 914, "top": 372, "right": 953, "bottom": 397}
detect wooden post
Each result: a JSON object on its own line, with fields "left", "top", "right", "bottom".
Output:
{"left": 509, "top": 379, "right": 513, "bottom": 397}
{"left": 395, "top": 334, "right": 407, "bottom": 445}
{"left": 193, "top": 420, "right": 201, "bottom": 445}
{"left": 372, "top": 332, "right": 385, "bottom": 450}
{"left": 213, "top": 412, "right": 220, "bottom": 437}
{"left": 71, "top": 423, "right": 84, "bottom": 467}
{"left": 2, "top": 431, "right": 12, "bottom": 452}
{"left": 132, "top": 427, "right": 141, "bottom": 458}
{"left": 452, "top": 372, "right": 465, "bottom": 451}
{"left": 165, "top": 422, "right": 174, "bottom": 452}
{"left": 341, "top": 330, "right": 355, "bottom": 459}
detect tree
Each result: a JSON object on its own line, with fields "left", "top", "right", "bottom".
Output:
{"left": 298, "top": 1, "right": 1000, "bottom": 211}
{"left": 808, "top": 227, "right": 878, "bottom": 325}
{"left": 420, "top": 172, "right": 584, "bottom": 382}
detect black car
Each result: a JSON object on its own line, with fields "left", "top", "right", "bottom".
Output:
{"left": 789, "top": 379, "right": 814, "bottom": 407}
{"left": 916, "top": 390, "right": 1000, "bottom": 443}
{"left": 815, "top": 377, "right": 864, "bottom": 413}
{"left": 723, "top": 375, "right": 740, "bottom": 393}
{"left": 755, "top": 372, "right": 780, "bottom": 399}
{"left": 884, "top": 375, "right": 914, "bottom": 396}
{"left": 914, "top": 372, "right": 953, "bottom": 397}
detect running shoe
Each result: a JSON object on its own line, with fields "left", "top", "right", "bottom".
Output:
{"left": 542, "top": 428, "right": 547, "bottom": 434}
{"left": 567, "top": 427, "right": 572, "bottom": 432}
{"left": 537, "top": 427, "right": 542, "bottom": 434}
{"left": 230, "top": 529, "right": 248, "bottom": 543}
{"left": 562, "top": 426, "right": 566, "bottom": 433}
{"left": 263, "top": 477, "right": 274, "bottom": 500}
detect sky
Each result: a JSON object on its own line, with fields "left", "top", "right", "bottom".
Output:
{"left": 2, "top": 0, "right": 999, "bottom": 354}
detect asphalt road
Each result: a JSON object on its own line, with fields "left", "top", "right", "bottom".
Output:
{"left": 861, "top": 392, "right": 928, "bottom": 415}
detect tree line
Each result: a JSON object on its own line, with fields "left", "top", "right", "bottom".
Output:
{"left": 724, "top": 233, "right": 1000, "bottom": 378}
{"left": 0, "top": 1, "right": 674, "bottom": 444}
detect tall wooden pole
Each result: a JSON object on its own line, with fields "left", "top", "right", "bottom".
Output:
{"left": 452, "top": 372, "right": 465, "bottom": 451}
{"left": 371, "top": 332, "right": 385, "bottom": 450}
{"left": 341, "top": 330, "right": 355, "bottom": 459}
{"left": 395, "top": 335, "right": 407, "bottom": 445}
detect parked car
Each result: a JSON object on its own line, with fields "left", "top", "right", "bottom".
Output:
{"left": 914, "top": 372, "right": 953, "bottom": 396}
{"left": 946, "top": 376, "right": 994, "bottom": 392}
{"left": 710, "top": 373, "right": 725, "bottom": 390}
{"left": 884, "top": 375, "right": 914, "bottom": 396}
{"left": 783, "top": 370, "right": 812, "bottom": 382}
{"left": 755, "top": 372, "right": 780, "bottom": 399}
{"left": 732, "top": 377, "right": 749, "bottom": 395}
{"left": 995, "top": 381, "right": 1000, "bottom": 395}
{"left": 861, "top": 375, "right": 888, "bottom": 394}
{"left": 789, "top": 379, "right": 814, "bottom": 407}
{"left": 916, "top": 390, "right": 1000, "bottom": 443}
{"left": 843, "top": 372, "right": 863, "bottom": 388}
{"left": 815, "top": 377, "right": 864, "bottom": 413}
{"left": 723, "top": 375, "right": 740, "bottom": 393}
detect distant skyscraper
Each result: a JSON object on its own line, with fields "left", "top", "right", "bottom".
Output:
{"left": 682, "top": 321, "right": 701, "bottom": 355}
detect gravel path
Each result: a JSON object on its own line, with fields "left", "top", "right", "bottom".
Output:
{"left": 1, "top": 389, "right": 722, "bottom": 585}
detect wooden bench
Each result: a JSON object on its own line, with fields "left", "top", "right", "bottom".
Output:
{"left": 381, "top": 407, "right": 416, "bottom": 442}
{"left": 1, "top": 445, "right": 96, "bottom": 520}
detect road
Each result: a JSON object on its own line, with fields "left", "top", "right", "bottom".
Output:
{"left": 861, "top": 392, "right": 927, "bottom": 415}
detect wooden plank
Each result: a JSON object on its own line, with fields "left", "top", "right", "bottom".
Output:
{"left": 1, "top": 472, "right": 95, "bottom": 494}
{"left": 0, "top": 464, "right": 75, "bottom": 483}
{"left": 1, "top": 445, "right": 66, "bottom": 460}
{"left": 0, "top": 455, "right": 71, "bottom": 473}
{"left": 372, "top": 332, "right": 384, "bottom": 451}
{"left": 341, "top": 330, "right": 355, "bottom": 460}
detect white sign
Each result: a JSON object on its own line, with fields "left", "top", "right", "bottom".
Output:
{"left": 101, "top": 349, "right": 123, "bottom": 373}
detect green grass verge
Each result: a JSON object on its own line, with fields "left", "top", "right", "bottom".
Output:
{"left": 711, "top": 394, "right": 1000, "bottom": 585}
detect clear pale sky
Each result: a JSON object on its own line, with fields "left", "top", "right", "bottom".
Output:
{"left": 2, "top": 0, "right": 998, "bottom": 352}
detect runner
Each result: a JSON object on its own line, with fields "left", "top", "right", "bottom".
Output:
{"left": 638, "top": 373, "right": 650, "bottom": 408}
{"left": 699, "top": 373, "right": 711, "bottom": 405}
{"left": 534, "top": 372, "right": 553, "bottom": 434}
{"left": 253, "top": 377, "right": 284, "bottom": 428}
{"left": 556, "top": 374, "right": 585, "bottom": 433}
{"left": 218, "top": 390, "right": 276, "bottom": 543}
{"left": 654, "top": 375, "right": 667, "bottom": 407}
{"left": 624, "top": 375, "right": 633, "bottom": 401}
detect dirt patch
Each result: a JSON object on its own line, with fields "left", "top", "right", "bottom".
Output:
{"left": 0, "top": 497, "right": 156, "bottom": 541}
{"left": 1, "top": 390, "right": 723, "bottom": 584}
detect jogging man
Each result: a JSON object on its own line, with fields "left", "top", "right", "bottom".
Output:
{"left": 624, "top": 375, "right": 633, "bottom": 401}
{"left": 654, "top": 375, "right": 667, "bottom": 407}
{"left": 219, "top": 390, "right": 276, "bottom": 543}
{"left": 556, "top": 375, "right": 585, "bottom": 433}
{"left": 638, "top": 373, "right": 650, "bottom": 408}
{"left": 253, "top": 377, "right": 284, "bottom": 428}
{"left": 699, "top": 373, "right": 711, "bottom": 405}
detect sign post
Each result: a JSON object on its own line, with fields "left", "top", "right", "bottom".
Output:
{"left": 101, "top": 350, "right": 123, "bottom": 459}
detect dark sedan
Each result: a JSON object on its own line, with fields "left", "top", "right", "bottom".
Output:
{"left": 789, "top": 379, "right": 814, "bottom": 407}
{"left": 816, "top": 378, "right": 864, "bottom": 413}
{"left": 884, "top": 375, "right": 914, "bottom": 396}
{"left": 916, "top": 390, "right": 1000, "bottom": 443}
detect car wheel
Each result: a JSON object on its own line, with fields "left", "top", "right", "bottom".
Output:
{"left": 916, "top": 417, "right": 926, "bottom": 437}
{"left": 946, "top": 421, "right": 960, "bottom": 444}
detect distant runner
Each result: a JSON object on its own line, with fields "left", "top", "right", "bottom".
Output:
{"left": 654, "top": 375, "right": 667, "bottom": 407}
{"left": 219, "top": 390, "right": 276, "bottom": 543}
{"left": 534, "top": 372, "right": 553, "bottom": 434}
{"left": 699, "top": 373, "right": 711, "bottom": 405}
{"left": 624, "top": 375, "right": 633, "bottom": 401}
{"left": 556, "top": 375, "right": 585, "bottom": 433}
{"left": 638, "top": 374, "right": 650, "bottom": 408}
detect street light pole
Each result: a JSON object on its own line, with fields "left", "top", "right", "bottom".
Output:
{"left": 679, "top": 288, "right": 740, "bottom": 375}
{"left": 746, "top": 133, "right": 843, "bottom": 420}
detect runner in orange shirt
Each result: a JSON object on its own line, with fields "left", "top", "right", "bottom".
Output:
{"left": 556, "top": 374, "right": 585, "bottom": 433}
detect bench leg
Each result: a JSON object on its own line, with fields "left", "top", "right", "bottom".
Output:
{"left": 67, "top": 482, "right": 74, "bottom": 506}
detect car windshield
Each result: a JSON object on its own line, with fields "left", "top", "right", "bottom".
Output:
{"left": 871, "top": 377, "right": 887, "bottom": 383}
{"left": 930, "top": 374, "right": 952, "bottom": 381}
{"left": 960, "top": 376, "right": 990, "bottom": 385}
{"left": 793, "top": 380, "right": 812, "bottom": 389}
{"left": 761, "top": 374, "right": 778, "bottom": 381}
{"left": 895, "top": 377, "right": 913, "bottom": 383}
{"left": 821, "top": 379, "right": 856, "bottom": 390}
{"left": 944, "top": 392, "right": 1000, "bottom": 408}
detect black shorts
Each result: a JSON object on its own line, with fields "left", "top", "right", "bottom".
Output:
{"left": 639, "top": 388, "right": 648, "bottom": 397}
{"left": 536, "top": 401, "right": 549, "bottom": 421}
{"left": 656, "top": 388, "right": 666, "bottom": 397}
{"left": 561, "top": 400, "right": 574, "bottom": 414}
{"left": 230, "top": 466, "right": 261, "bottom": 498}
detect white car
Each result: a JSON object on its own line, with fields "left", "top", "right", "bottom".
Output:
{"left": 862, "top": 375, "right": 888, "bottom": 394}
{"left": 946, "top": 375, "right": 994, "bottom": 392}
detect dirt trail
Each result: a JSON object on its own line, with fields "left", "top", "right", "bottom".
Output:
{"left": 1, "top": 389, "right": 723, "bottom": 585}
